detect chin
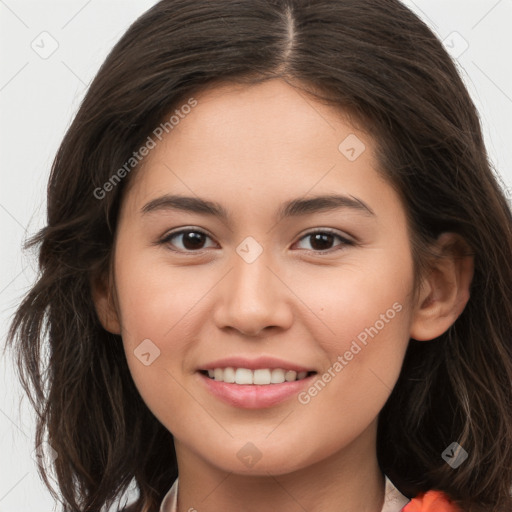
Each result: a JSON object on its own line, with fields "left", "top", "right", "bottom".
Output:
{"left": 193, "top": 436, "right": 322, "bottom": 477}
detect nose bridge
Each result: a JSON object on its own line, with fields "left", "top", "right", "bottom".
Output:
{"left": 213, "top": 240, "right": 292, "bottom": 335}
{"left": 232, "top": 243, "right": 274, "bottom": 300}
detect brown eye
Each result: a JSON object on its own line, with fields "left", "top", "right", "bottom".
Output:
{"left": 295, "top": 230, "right": 353, "bottom": 253}
{"left": 161, "top": 229, "right": 216, "bottom": 252}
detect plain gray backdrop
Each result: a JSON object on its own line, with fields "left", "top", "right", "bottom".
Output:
{"left": 1, "top": 1, "right": 511, "bottom": 510}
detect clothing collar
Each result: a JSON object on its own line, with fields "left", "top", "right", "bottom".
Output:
{"left": 159, "top": 475, "right": 411, "bottom": 512}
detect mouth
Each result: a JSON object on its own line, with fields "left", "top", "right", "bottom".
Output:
{"left": 198, "top": 367, "right": 317, "bottom": 385}
{"left": 196, "top": 357, "right": 318, "bottom": 408}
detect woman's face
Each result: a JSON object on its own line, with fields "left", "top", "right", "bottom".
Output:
{"left": 110, "top": 78, "right": 417, "bottom": 475}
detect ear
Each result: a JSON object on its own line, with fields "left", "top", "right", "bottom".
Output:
{"left": 410, "top": 232, "right": 474, "bottom": 341}
{"left": 90, "top": 270, "right": 122, "bottom": 335}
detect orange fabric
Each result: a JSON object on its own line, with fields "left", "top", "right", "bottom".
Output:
{"left": 402, "top": 490, "right": 463, "bottom": 512}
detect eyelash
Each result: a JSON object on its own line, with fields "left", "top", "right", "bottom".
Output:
{"left": 158, "top": 227, "right": 355, "bottom": 255}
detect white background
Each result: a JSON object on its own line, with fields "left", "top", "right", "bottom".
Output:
{"left": 1, "top": 1, "right": 511, "bottom": 510}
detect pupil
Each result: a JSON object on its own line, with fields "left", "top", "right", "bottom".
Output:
{"left": 311, "top": 233, "right": 333, "bottom": 251}
{"left": 183, "top": 232, "right": 205, "bottom": 250}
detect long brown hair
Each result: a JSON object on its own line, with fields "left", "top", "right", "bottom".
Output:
{"left": 6, "top": 1, "right": 512, "bottom": 510}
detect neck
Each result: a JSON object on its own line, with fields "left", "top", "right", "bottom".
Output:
{"left": 173, "top": 423, "right": 385, "bottom": 512}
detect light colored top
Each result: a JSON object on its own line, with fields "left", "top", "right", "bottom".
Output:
{"left": 159, "top": 475, "right": 411, "bottom": 511}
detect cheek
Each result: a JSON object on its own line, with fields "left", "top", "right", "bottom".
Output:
{"left": 112, "top": 242, "right": 213, "bottom": 417}
{"left": 291, "top": 243, "right": 414, "bottom": 350}
{"left": 114, "top": 246, "right": 211, "bottom": 342}
{"left": 291, "top": 247, "right": 414, "bottom": 417}
{"left": 293, "top": 299, "right": 411, "bottom": 459}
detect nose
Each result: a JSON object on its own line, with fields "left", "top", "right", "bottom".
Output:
{"left": 212, "top": 248, "right": 293, "bottom": 337}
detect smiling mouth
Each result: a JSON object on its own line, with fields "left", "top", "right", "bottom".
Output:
{"left": 199, "top": 367, "right": 317, "bottom": 385}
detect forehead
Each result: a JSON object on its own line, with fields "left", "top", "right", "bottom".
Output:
{"left": 119, "top": 78, "right": 403, "bottom": 227}
{"left": 163, "top": 79, "right": 363, "bottom": 158}
{"left": 129, "top": 79, "right": 374, "bottom": 180}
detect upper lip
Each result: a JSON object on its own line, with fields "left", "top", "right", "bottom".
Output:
{"left": 199, "top": 356, "right": 315, "bottom": 373}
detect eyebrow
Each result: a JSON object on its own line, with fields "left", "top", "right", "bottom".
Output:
{"left": 141, "top": 193, "right": 375, "bottom": 221}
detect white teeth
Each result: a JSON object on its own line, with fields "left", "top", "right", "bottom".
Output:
{"left": 223, "top": 367, "right": 236, "bottom": 383}
{"left": 270, "top": 368, "right": 285, "bottom": 383}
{"left": 204, "top": 367, "right": 312, "bottom": 384}
{"left": 253, "top": 369, "right": 271, "bottom": 385}
{"left": 235, "top": 368, "right": 253, "bottom": 384}
{"left": 285, "top": 370, "right": 297, "bottom": 382}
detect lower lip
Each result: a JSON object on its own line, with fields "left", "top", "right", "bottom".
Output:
{"left": 198, "top": 372, "right": 315, "bottom": 409}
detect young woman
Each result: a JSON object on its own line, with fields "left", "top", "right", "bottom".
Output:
{"left": 7, "top": 1, "right": 512, "bottom": 511}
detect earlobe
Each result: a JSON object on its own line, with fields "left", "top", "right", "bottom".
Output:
{"left": 410, "top": 233, "right": 474, "bottom": 341}
{"left": 90, "top": 271, "right": 122, "bottom": 335}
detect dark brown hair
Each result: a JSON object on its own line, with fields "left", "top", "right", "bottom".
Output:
{"left": 5, "top": 0, "right": 512, "bottom": 511}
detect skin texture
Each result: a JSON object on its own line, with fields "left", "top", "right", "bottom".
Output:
{"left": 93, "top": 78, "right": 473, "bottom": 512}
